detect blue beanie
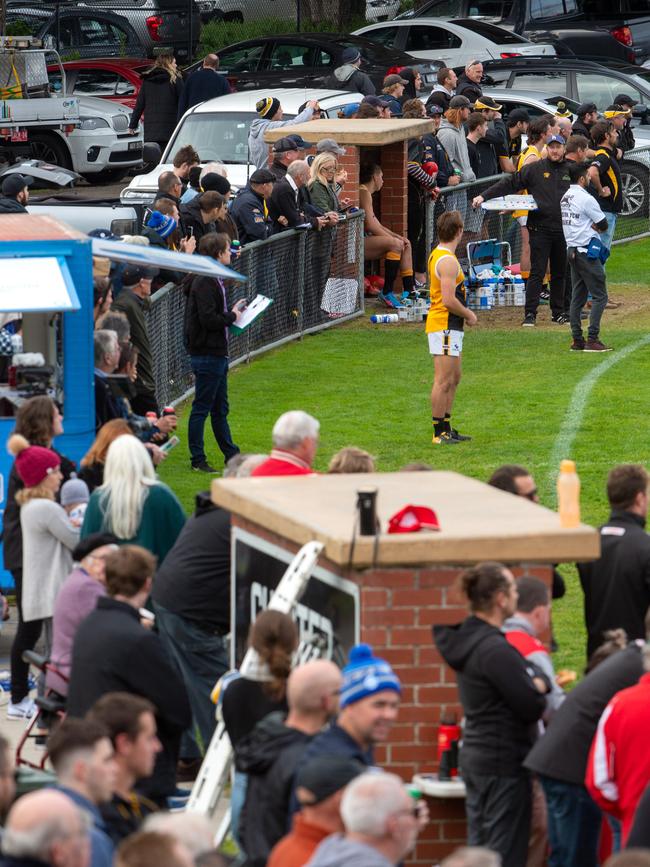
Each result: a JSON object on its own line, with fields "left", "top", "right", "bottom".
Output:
{"left": 147, "top": 210, "right": 177, "bottom": 239}
{"left": 340, "top": 644, "right": 401, "bottom": 709}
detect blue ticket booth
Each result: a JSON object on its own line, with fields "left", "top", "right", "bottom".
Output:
{"left": 0, "top": 216, "right": 95, "bottom": 590}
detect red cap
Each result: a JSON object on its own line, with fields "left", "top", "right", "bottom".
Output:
{"left": 387, "top": 504, "right": 440, "bottom": 534}
{"left": 8, "top": 434, "right": 60, "bottom": 488}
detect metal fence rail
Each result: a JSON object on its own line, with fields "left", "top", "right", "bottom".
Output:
{"left": 426, "top": 145, "right": 650, "bottom": 262}
{"left": 147, "top": 211, "right": 364, "bottom": 408}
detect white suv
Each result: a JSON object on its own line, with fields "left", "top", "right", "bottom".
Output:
{"left": 121, "top": 87, "right": 362, "bottom": 204}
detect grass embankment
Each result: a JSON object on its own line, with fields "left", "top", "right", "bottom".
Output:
{"left": 158, "top": 238, "right": 650, "bottom": 675}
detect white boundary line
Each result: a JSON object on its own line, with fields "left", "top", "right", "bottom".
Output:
{"left": 547, "top": 334, "right": 650, "bottom": 496}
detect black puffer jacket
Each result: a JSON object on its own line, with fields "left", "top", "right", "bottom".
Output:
{"left": 130, "top": 67, "right": 184, "bottom": 144}
{"left": 183, "top": 274, "right": 235, "bottom": 357}
{"left": 236, "top": 712, "right": 313, "bottom": 867}
{"left": 434, "top": 615, "right": 547, "bottom": 776}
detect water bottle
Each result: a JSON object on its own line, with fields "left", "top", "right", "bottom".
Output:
{"left": 370, "top": 314, "right": 399, "bottom": 324}
{"left": 513, "top": 275, "right": 526, "bottom": 306}
{"left": 230, "top": 240, "right": 241, "bottom": 258}
{"left": 557, "top": 459, "right": 581, "bottom": 528}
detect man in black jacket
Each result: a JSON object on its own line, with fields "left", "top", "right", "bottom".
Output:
{"left": 177, "top": 54, "right": 229, "bottom": 119}
{"left": 151, "top": 489, "right": 232, "bottom": 752}
{"left": 456, "top": 60, "right": 483, "bottom": 103}
{"left": 267, "top": 161, "right": 331, "bottom": 233}
{"left": 572, "top": 102, "right": 598, "bottom": 142}
{"left": 180, "top": 191, "right": 225, "bottom": 247}
{"left": 434, "top": 561, "right": 549, "bottom": 867}
{"left": 93, "top": 329, "right": 122, "bottom": 431}
{"left": 579, "top": 464, "right": 650, "bottom": 659}
{"left": 183, "top": 232, "right": 245, "bottom": 473}
{"left": 237, "top": 660, "right": 342, "bottom": 867}
{"left": 0, "top": 173, "right": 32, "bottom": 213}
{"left": 230, "top": 170, "right": 274, "bottom": 244}
{"left": 473, "top": 134, "right": 571, "bottom": 326}
{"left": 325, "top": 47, "right": 375, "bottom": 96}
{"left": 66, "top": 545, "right": 192, "bottom": 806}
{"left": 525, "top": 639, "right": 645, "bottom": 867}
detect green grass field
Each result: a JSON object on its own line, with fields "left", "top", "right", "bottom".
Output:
{"left": 157, "top": 238, "right": 650, "bottom": 677}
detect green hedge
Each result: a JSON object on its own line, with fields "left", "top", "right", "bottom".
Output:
{"left": 199, "top": 16, "right": 369, "bottom": 54}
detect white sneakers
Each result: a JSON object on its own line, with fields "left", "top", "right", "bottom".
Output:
{"left": 7, "top": 696, "right": 36, "bottom": 720}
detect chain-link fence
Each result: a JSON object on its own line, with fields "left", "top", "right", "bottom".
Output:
{"left": 426, "top": 146, "right": 650, "bottom": 266}
{"left": 147, "top": 211, "right": 364, "bottom": 408}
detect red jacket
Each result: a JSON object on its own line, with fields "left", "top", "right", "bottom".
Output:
{"left": 267, "top": 813, "right": 331, "bottom": 867}
{"left": 585, "top": 671, "right": 650, "bottom": 841}
{"left": 251, "top": 450, "right": 314, "bottom": 477}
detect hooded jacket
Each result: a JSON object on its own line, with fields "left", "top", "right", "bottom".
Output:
{"left": 434, "top": 615, "right": 547, "bottom": 776}
{"left": 325, "top": 64, "right": 375, "bottom": 97}
{"left": 426, "top": 84, "right": 453, "bottom": 113}
{"left": 180, "top": 195, "right": 214, "bottom": 246}
{"left": 436, "top": 119, "right": 475, "bottom": 183}
{"left": 248, "top": 104, "right": 314, "bottom": 169}
{"left": 0, "top": 196, "right": 27, "bottom": 213}
{"left": 237, "top": 711, "right": 313, "bottom": 867}
{"left": 130, "top": 67, "right": 184, "bottom": 144}
{"left": 305, "top": 834, "right": 393, "bottom": 867}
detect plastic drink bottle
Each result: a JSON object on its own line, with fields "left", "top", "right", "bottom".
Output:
{"left": 437, "top": 713, "right": 461, "bottom": 779}
{"left": 370, "top": 314, "right": 399, "bottom": 323}
{"left": 557, "top": 459, "right": 581, "bottom": 528}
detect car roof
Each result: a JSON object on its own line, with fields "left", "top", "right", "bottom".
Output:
{"left": 190, "top": 88, "right": 363, "bottom": 116}
{"left": 483, "top": 56, "right": 634, "bottom": 72}
{"left": 47, "top": 58, "right": 153, "bottom": 70}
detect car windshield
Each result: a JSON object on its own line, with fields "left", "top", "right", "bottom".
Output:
{"left": 163, "top": 111, "right": 294, "bottom": 164}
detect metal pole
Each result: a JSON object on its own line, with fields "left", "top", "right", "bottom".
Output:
{"left": 296, "top": 0, "right": 300, "bottom": 33}
{"left": 55, "top": 1, "right": 60, "bottom": 54}
{"left": 188, "top": 0, "right": 193, "bottom": 63}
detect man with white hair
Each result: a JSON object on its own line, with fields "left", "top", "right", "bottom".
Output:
{"left": 306, "top": 772, "right": 422, "bottom": 866}
{"left": 251, "top": 410, "right": 320, "bottom": 476}
{"left": 93, "top": 330, "right": 121, "bottom": 431}
{"left": 1, "top": 789, "right": 92, "bottom": 867}
{"left": 456, "top": 60, "right": 484, "bottom": 104}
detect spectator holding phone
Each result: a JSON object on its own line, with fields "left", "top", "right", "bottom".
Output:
{"left": 180, "top": 192, "right": 228, "bottom": 248}
{"left": 183, "top": 233, "right": 246, "bottom": 473}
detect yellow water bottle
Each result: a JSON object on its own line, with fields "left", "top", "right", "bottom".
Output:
{"left": 557, "top": 459, "right": 581, "bottom": 528}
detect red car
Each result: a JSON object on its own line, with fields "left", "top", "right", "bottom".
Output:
{"left": 47, "top": 58, "right": 154, "bottom": 110}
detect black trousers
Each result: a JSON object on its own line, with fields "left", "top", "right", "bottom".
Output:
{"left": 9, "top": 568, "right": 43, "bottom": 703}
{"left": 526, "top": 226, "right": 568, "bottom": 318}
{"left": 463, "top": 769, "right": 532, "bottom": 867}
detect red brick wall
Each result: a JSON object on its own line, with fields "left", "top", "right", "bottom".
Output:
{"left": 230, "top": 517, "right": 552, "bottom": 863}
{"left": 377, "top": 140, "right": 408, "bottom": 237}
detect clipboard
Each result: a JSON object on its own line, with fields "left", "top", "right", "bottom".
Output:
{"left": 481, "top": 195, "right": 538, "bottom": 211}
{"left": 229, "top": 294, "right": 273, "bottom": 334}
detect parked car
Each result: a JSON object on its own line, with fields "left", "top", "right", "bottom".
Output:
{"left": 395, "top": 0, "right": 648, "bottom": 65}
{"left": 479, "top": 57, "right": 650, "bottom": 122}
{"left": 182, "top": 33, "right": 442, "bottom": 93}
{"left": 5, "top": 3, "right": 146, "bottom": 59}
{"left": 354, "top": 17, "right": 555, "bottom": 67}
{"left": 483, "top": 87, "right": 650, "bottom": 216}
{"left": 47, "top": 58, "right": 154, "bottom": 110}
{"left": 121, "top": 87, "right": 365, "bottom": 203}
{"left": 77, "top": 0, "right": 201, "bottom": 62}
{"left": 195, "top": 0, "right": 399, "bottom": 24}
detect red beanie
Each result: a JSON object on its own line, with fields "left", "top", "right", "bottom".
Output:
{"left": 8, "top": 434, "right": 60, "bottom": 488}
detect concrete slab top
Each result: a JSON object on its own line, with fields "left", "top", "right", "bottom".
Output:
{"left": 0, "top": 214, "right": 85, "bottom": 241}
{"left": 211, "top": 471, "right": 600, "bottom": 568}
{"left": 263, "top": 118, "right": 435, "bottom": 146}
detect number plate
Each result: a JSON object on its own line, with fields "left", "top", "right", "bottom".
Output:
{"left": 11, "top": 129, "right": 28, "bottom": 143}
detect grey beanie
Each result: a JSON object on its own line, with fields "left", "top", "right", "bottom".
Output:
{"left": 60, "top": 476, "right": 90, "bottom": 507}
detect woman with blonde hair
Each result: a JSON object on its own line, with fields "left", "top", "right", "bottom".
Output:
{"left": 309, "top": 152, "right": 341, "bottom": 214}
{"left": 128, "top": 52, "right": 184, "bottom": 150}
{"left": 7, "top": 434, "right": 79, "bottom": 717}
{"left": 328, "top": 446, "right": 375, "bottom": 474}
{"left": 382, "top": 73, "right": 406, "bottom": 117}
{"left": 78, "top": 418, "right": 133, "bottom": 493}
{"left": 81, "top": 435, "right": 185, "bottom": 564}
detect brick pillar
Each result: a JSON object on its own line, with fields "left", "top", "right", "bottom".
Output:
{"left": 378, "top": 140, "right": 408, "bottom": 237}
{"left": 229, "top": 517, "right": 553, "bottom": 864}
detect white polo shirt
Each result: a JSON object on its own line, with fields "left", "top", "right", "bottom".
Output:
{"left": 561, "top": 183, "right": 606, "bottom": 251}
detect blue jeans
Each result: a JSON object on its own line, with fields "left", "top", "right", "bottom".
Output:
{"left": 539, "top": 775, "right": 602, "bottom": 867}
{"left": 188, "top": 355, "right": 238, "bottom": 466}
{"left": 231, "top": 770, "right": 248, "bottom": 850}
{"left": 153, "top": 603, "right": 228, "bottom": 756}
{"left": 601, "top": 212, "right": 617, "bottom": 250}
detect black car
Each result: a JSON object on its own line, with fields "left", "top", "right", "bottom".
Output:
{"left": 6, "top": 3, "right": 146, "bottom": 59}
{"left": 184, "top": 33, "right": 442, "bottom": 93}
{"left": 478, "top": 57, "right": 650, "bottom": 122}
{"left": 396, "top": 0, "right": 650, "bottom": 65}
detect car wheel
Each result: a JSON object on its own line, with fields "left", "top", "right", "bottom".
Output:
{"left": 29, "top": 133, "right": 72, "bottom": 170}
{"left": 620, "top": 162, "right": 648, "bottom": 218}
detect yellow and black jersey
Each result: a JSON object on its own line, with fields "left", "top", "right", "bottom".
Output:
{"left": 426, "top": 246, "right": 466, "bottom": 333}
{"left": 591, "top": 146, "right": 622, "bottom": 214}
{"left": 512, "top": 144, "right": 543, "bottom": 219}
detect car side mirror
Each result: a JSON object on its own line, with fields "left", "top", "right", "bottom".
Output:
{"left": 115, "top": 81, "right": 131, "bottom": 95}
{"left": 632, "top": 103, "right": 647, "bottom": 117}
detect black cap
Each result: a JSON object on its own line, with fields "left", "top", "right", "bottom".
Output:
{"left": 426, "top": 103, "right": 444, "bottom": 116}
{"left": 449, "top": 95, "right": 471, "bottom": 109}
{"left": 507, "top": 108, "right": 530, "bottom": 124}
{"left": 2, "top": 173, "right": 34, "bottom": 198}
{"left": 273, "top": 136, "right": 301, "bottom": 154}
{"left": 286, "top": 134, "right": 312, "bottom": 150}
{"left": 201, "top": 173, "right": 231, "bottom": 194}
{"left": 122, "top": 265, "right": 159, "bottom": 286}
{"left": 250, "top": 168, "right": 275, "bottom": 184}
{"left": 295, "top": 756, "right": 364, "bottom": 806}
{"left": 362, "top": 95, "right": 391, "bottom": 108}
{"left": 577, "top": 101, "right": 597, "bottom": 117}
{"left": 72, "top": 532, "right": 119, "bottom": 562}
{"left": 614, "top": 92, "right": 638, "bottom": 107}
